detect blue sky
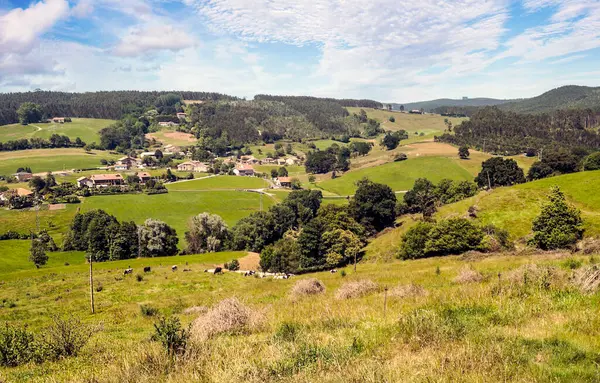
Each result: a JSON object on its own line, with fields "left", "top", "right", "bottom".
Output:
{"left": 0, "top": 0, "right": 599, "bottom": 103}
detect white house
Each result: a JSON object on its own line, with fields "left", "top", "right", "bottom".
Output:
{"left": 233, "top": 164, "right": 255, "bottom": 176}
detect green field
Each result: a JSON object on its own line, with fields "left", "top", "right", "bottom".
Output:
{"left": 318, "top": 156, "right": 473, "bottom": 196}
{"left": 366, "top": 170, "right": 600, "bottom": 260}
{"left": 0, "top": 149, "right": 120, "bottom": 176}
{"left": 167, "top": 175, "right": 269, "bottom": 191}
{"left": 0, "top": 118, "right": 114, "bottom": 144}
{"left": 1, "top": 246, "right": 599, "bottom": 382}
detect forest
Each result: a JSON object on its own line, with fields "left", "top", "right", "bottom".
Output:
{"left": 437, "top": 106, "right": 600, "bottom": 155}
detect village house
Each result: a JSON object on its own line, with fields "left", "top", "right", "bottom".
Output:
{"left": 176, "top": 112, "right": 187, "bottom": 120}
{"left": 114, "top": 156, "right": 137, "bottom": 171}
{"left": 285, "top": 156, "right": 300, "bottom": 166}
{"left": 275, "top": 177, "right": 292, "bottom": 188}
{"left": 137, "top": 172, "right": 152, "bottom": 184}
{"left": 13, "top": 172, "right": 33, "bottom": 182}
{"left": 158, "top": 121, "right": 179, "bottom": 127}
{"left": 76, "top": 177, "right": 94, "bottom": 188}
{"left": 240, "top": 155, "right": 260, "bottom": 164}
{"left": 233, "top": 163, "right": 255, "bottom": 176}
{"left": 262, "top": 157, "right": 275, "bottom": 164}
{"left": 177, "top": 161, "right": 208, "bottom": 172}
{"left": 0, "top": 188, "right": 33, "bottom": 201}
{"left": 90, "top": 174, "right": 124, "bottom": 187}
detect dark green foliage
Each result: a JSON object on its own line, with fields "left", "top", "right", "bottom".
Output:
{"left": 305, "top": 150, "right": 337, "bottom": 174}
{"left": 349, "top": 141, "right": 372, "bottom": 156}
{"left": 527, "top": 161, "right": 554, "bottom": 181}
{"left": 225, "top": 259, "right": 240, "bottom": 271}
{"left": 381, "top": 130, "right": 408, "bottom": 150}
{"left": 349, "top": 178, "right": 396, "bottom": 233}
{"left": 500, "top": 85, "right": 600, "bottom": 114}
{"left": 28, "top": 176, "right": 46, "bottom": 194}
{"left": 530, "top": 187, "right": 584, "bottom": 250}
{"left": 399, "top": 219, "right": 485, "bottom": 259}
{"left": 99, "top": 117, "right": 147, "bottom": 151}
{"left": 17, "top": 102, "right": 43, "bottom": 125}
{"left": 363, "top": 119, "right": 384, "bottom": 137}
{"left": 260, "top": 237, "right": 301, "bottom": 273}
{"left": 29, "top": 239, "right": 48, "bottom": 267}
{"left": 278, "top": 167, "right": 288, "bottom": 177}
{"left": 402, "top": 178, "right": 438, "bottom": 218}
{"left": 231, "top": 211, "right": 277, "bottom": 252}
{"left": 475, "top": 157, "right": 525, "bottom": 188}
{"left": 0, "top": 134, "right": 82, "bottom": 152}
{"left": 140, "top": 305, "right": 159, "bottom": 317}
{"left": 389, "top": 116, "right": 395, "bottom": 122}
{"left": 438, "top": 105, "right": 600, "bottom": 154}
{"left": 528, "top": 150, "right": 580, "bottom": 180}
{"left": 458, "top": 146, "right": 470, "bottom": 159}
{"left": 151, "top": 316, "right": 189, "bottom": 356}
{"left": 0, "top": 324, "right": 36, "bottom": 367}
{"left": 583, "top": 152, "right": 600, "bottom": 171}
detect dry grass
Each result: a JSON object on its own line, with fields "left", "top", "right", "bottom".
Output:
{"left": 505, "top": 263, "right": 566, "bottom": 288}
{"left": 183, "top": 306, "right": 208, "bottom": 315}
{"left": 290, "top": 278, "right": 326, "bottom": 298}
{"left": 191, "top": 298, "right": 263, "bottom": 341}
{"left": 573, "top": 265, "right": 600, "bottom": 294}
{"left": 577, "top": 238, "right": 600, "bottom": 255}
{"left": 335, "top": 280, "right": 378, "bottom": 300}
{"left": 453, "top": 267, "right": 485, "bottom": 284}
{"left": 388, "top": 283, "right": 428, "bottom": 299}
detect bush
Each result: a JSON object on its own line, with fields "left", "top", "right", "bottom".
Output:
{"left": 583, "top": 152, "right": 600, "bottom": 171}
{"left": 398, "top": 222, "right": 434, "bottom": 260}
{"left": 191, "top": 298, "right": 262, "bottom": 341}
{"left": 41, "top": 316, "right": 94, "bottom": 360}
{"left": 151, "top": 316, "right": 189, "bottom": 356}
{"left": 141, "top": 304, "right": 159, "bottom": 317}
{"left": 290, "top": 278, "right": 326, "bottom": 297}
{"left": 224, "top": 259, "right": 240, "bottom": 271}
{"left": 0, "top": 324, "right": 36, "bottom": 367}
{"left": 530, "top": 187, "right": 584, "bottom": 250}
{"left": 393, "top": 153, "right": 408, "bottom": 162}
{"left": 335, "top": 280, "right": 378, "bottom": 300}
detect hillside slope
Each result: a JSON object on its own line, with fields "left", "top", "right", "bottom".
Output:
{"left": 393, "top": 98, "right": 512, "bottom": 112}
{"left": 500, "top": 85, "right": 600, "bottom": 114}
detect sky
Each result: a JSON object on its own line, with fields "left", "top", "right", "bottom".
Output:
{"left": 0, "top": 0, "right": 599, "bottom": 103}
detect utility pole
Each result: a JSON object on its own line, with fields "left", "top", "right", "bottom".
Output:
{"left": 89, "top": 254, "right": 95, "bottom": 314}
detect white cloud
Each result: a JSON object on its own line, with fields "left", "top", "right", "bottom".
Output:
{"left": 113, "top": 25, "right": 196, "bottom": 56}
{"left": 72, "top": 0, "right": 94, "bottom": 18}
{"left": 0, "top": 0, "right": 69, "bottom": 55}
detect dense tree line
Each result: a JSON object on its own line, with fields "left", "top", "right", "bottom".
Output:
{"left": 438, "top": 106, "right": 600, "bottom": 155}
{"left": 0, "top": 134, "right": 85, "bottom": 152}
{"left": 0, "top": 91, "right": 234, "bottom": 125}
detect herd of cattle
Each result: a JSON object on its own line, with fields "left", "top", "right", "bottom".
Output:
{"left": 121, "top": 265, "right": 297, "bottom": 279}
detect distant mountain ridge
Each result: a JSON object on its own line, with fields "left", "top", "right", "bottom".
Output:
{"left": 391, "top": 97, "right": 514, "bottom": 112}
{"left": 498, "top": 85, "right": 600, "bottom": 114}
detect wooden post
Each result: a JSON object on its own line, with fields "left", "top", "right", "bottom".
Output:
{"left": 383, "top": 287, "right": 388, "bottom": 319}
{"left": 89, "top": 255, "right": 95, "bottom": 314}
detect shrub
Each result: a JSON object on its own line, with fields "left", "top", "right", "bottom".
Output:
{"left": 141, "top": 304, "right": 159, "bottom": 317}
{"left": 335, "top": 280, "right": 378, "bottom": 300}
{"left": 290, "top": 278, "right": 325, "bottom": 297}
{"left": 398, "top": 222, "right": 434, "bottom": 260}
{"left": 225, "top": 259, "right": 240, "bottom": 271}
{"left": 453, "top": 267, "right": 484, "bottom": 284}
{"left": 191, "top": 298, "right": 262, "bottom": 341}
{"left": 136, "top": 274, "right": 144, "bottom": 282}
{"left": 388, "top": 284, "right": 428, "bottom": 299}
{"left": 41, "top": 316, "right": 94, "bottom": 360}
{"left": 530, "top": 187, "right": 584, "bottom": 250}
{"left": 0, "top": 324, "right": 36, "bottom": 367}
{"left": 151, "top": 316, "right": 189, "bottom": 356}
{"left": 583, "top": 152, "right": 600, "bottom": 171}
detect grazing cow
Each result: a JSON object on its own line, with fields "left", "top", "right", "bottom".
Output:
{"left": 214, "top": 267, "right": 223, "bottom": 274}
{"left": 123, "top": 268, "right": 133, "bottom": 275}
{"left": 143, "top": 266, "right": 151, "bottom": 273}
{"left": 171, "top": 265, "right": 178, "bottom": 272}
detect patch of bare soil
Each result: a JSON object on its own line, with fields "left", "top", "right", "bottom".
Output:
{"left": 48, "top": 204, "right": 66, "bottom": 210}
{"left": 238, "top": 252, "right": 260, "bottom": 271}
{"left": 404, "top": 142, "right": 458, "bottom": 157}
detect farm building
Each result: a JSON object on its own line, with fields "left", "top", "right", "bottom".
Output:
{"left": 90, "top": 174, "right": 124, "bottom": 187}
{"left": 158, "top": 121, "right": 179, "bottom": 127}
{"left": 13, "top": 172, "right": 33, "bottom": 182}
{"left": 76, "top": 177, "right": 94, "bottom": 188}
{"left": 177, "top": 161, "right": 208, "bottom": 172}
{"left": 240, "top": 155, "right": 260, "bottom": 164}
{"left": 176, "top": 112, "right": 187, "bottom": 119}
{"left": 114, "top": 156, "right": 136, "bottom": 171}
{"left": 275, "top": 177, "right": 292, "bottom": 188}
{"left": 233, "top": 163, "right": 255, "bottom": 176}
{"left": 137, "top": 172, "right": 152, "bottom": 184}
{"left": 0, "top": 188, "right": 33, "bottom": 201}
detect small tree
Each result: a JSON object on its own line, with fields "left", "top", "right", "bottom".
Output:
{"left": 308, "top": 175, "right": 316, "bottom": 183}
{"left": 583, "top": 152, "right": 600, "bottom": 171}
{"left": 458, "top": 146, "right": 470, "bottom": 159}
{"left": 277, "top": 167, "right": 288, "bottom": 177}
{"left": 270, "top": 169, "right": 278, "bottom": 178}
{"left": 530, "top": 187, "right": 584, "bottom": 250}
{"left": 139, "top": 219, "right": 179, "bottom": 257}
{"left": 17, "top": 102, "right": 42, "bottom": 125}
{"left": 475, "top": 157, "right": 525, "bottom": 188}
{"left": 290, "top": 178, "right": 302, "bottom": 190}
{"left": 185, "top": 213, "right": 229, "bottom": 254}
{"left": 29, "top": 239, "right": 48, "bottom": 267}
{"left": 29, "top": 177, "right": 46, "bottom": 194}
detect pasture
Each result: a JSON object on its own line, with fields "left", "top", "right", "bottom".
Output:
{"left": 0, "top": 118, "right": 114, "bottom": 144}
{"left": 318, "top": 156, "right": 473, "bottom": 196}
{"left": 146, "top": 129, "right": 197, "bottom": 147}
{"left": 0, "top": 149, "right": 119, "bottom": 176}
{"left": 0, "top": 246, "right": 599, "bottom": 382}
{"left": 167, "top": 175, "right": 269, "bottom": 191}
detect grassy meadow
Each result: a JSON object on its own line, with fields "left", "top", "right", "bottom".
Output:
{"left": 0, "top": 118, "right": 114, "bottom": 144}
{"left": 0, "top": 149, "right": 119, "bottom": 176}
{"left": 168, "top": 175, "right": 269, "bottom": 190}
{"left": 1, "top": 247, "right": 599, "bottom": 382}
{"left": 318, "top": 156, "right": 473, "bottom": 196}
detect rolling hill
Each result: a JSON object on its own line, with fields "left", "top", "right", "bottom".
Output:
{"left": 499, "top": 85, "right": 600, "bottom": 114}
{"left": 392, "top": 97, "right": 513, "bottom": 112}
